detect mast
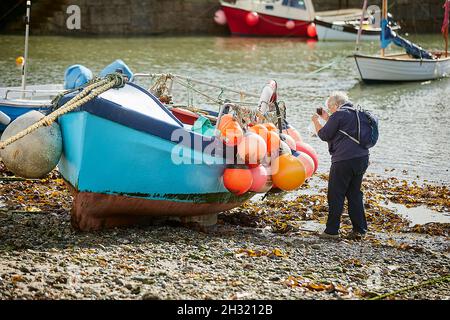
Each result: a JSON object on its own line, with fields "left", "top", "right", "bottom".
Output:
{"left": 381, "top": 0, "right": 387, "bottom": 57}
{"left": 355, "top": 0, "right": 368, "bottom": 51}
{"left": 21, "top": 1, "right": 31, "bottom": 98}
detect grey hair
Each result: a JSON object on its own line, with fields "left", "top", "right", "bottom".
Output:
{"left": 326, "top": 91, "right": 349, "bottom": 109}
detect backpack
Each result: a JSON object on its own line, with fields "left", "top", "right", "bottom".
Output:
{"left": 339, "top": 104, "right": 379, "bottom": 149}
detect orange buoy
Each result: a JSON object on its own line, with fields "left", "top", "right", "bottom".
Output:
{"left": 263, "top": 122, "right": 278, "bottom": 132}
{"left": 218, "top": 114, "right": 234, "bottom": 131}
{"left": 271, "top": 154, "right": 306, "bottom": 191}
{"left": 15, "top": 56, "right": 24, "bottom": 66}
{"left": 296, "top": 142, "right": 319, "bottom": 173}
{"left": 219, "top": 115, "right": 244, "bottom": 146}
{"left": 223, "top": 166, "right": 253, "bottom": 195}
{"left": 249, "top": 165, "right": 269, "bottom": 193}
{"left": 249, "top": 124, "right": 269, "bottom": 144}
{"left": 237, "top": 132, "right": 267, "bottom": 165}
{"left": 296, "top": 152, "right": 315, "bottom": 179}
{"left": 266, "top": 131, "right": 281, "bottom": 155}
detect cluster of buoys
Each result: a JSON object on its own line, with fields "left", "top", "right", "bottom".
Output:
{"left": 220, "top": 116, "right": 319, "bottom": 195}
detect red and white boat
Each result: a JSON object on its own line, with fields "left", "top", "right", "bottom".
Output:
{"left": 219, "top": 0, "right": 317, "bottom": 37}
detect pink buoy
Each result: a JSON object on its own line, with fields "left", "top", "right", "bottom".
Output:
{"left": 296, "top": 152, "right": 315, "bottom": 179}
{"left": 237, "top": 132, "right": 267, "bottom": 165}
{"left": 283, "top": 126, "right": 302, "bottom": 143}
{"left": 286, "top": 20, "right": 295, "bottom": 30}
{"left": 296, "top": 141, "right": 319, "bottom": 173}
{"left": 280, "top": 133, "right": 296, "bottom": 151}
{"left": 246, "top": 12, "right": 259, "bottom": 27}
{"left": 249, "top": 165, "right": 269, "bottom": 193}
{"left": 214, "top": 9, "right": 227, "bottom": 26}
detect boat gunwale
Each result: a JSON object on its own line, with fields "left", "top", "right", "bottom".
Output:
{"left": 354, "top": 53, "right": 450, "bottom": 63}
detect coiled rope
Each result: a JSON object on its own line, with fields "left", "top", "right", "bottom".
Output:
{"left": 0, "top": 73, "right": 125, "bottom": 150}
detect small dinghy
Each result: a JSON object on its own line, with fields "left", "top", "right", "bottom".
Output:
{"left": 56, "top": 81, "right": 252, "bottom": 231}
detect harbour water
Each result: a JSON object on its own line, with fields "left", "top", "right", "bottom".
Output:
{"left": 0, "top": 34, "right": 449, "bottom": 185}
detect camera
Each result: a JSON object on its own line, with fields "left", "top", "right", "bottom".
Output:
{"left": 316, "top": 107, "right": 323, "bottom": 116}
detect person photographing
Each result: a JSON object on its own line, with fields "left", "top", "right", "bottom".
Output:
{"left": 312, "top": 91, "right": 377, "bottom": 240}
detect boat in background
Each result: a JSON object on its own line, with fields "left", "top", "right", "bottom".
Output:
{"left": 218, "top": 0, "right": 391, "bottom": 40}
{"left": 0, "top": 1, "right": 62, "bottom": 131}
{"left": 315, "top": 8, "right": 400, "bottom": 42}
{"left": 0, "top": 84, "right": 62, "bottom": 131}
{"left": 219, "top": 0, "right": 316, "bottom": 37}
{"left": 354, "top": 0, "right": 450, "bottom": 82}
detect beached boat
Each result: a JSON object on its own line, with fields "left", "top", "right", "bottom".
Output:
{"left": 354, "top": 0, "right": 450, "bottom": 82}
{"left": 56, "top": 81, "right": 251, "bottom": 231}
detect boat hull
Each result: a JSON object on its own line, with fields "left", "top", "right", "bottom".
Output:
{"left": 0, "top": 84, "right": 62, "bottom": 131}
{"left": 315, "top": 19, "right": 380, "bottom": 41}
{"left": 58, "top": 83, "right": 249, "bottom": 231}
{"left": 221, "top": 5, "right": 310, "bottom": 37}
{"left": 70, "top": 189, "right": 248, "bottom": 231}
{"left": 354, "top": 54, "right": 450, "bottom": 82}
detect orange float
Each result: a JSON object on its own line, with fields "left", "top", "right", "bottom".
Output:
{"left": 218, "top": 115, "right": 243, "bottom": 146}
{"left": 271, "top": 154, "right": 306, "bottom": 191}
{"left": 263, "top": 122, "right": 278, "bottom": 132}
{"left": 266, "top": 131, "right": 281, "bottom": 155}
{"left": 223, "top": 166, "right": 253, "bottom": 195}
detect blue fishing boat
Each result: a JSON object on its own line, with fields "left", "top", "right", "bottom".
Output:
{"left": 57, "top": 81, "right": 251, "bottom": 231}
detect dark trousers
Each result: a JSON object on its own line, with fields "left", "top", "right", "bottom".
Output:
{"left": 325, "top": 156, "right": 369, "bottom": 235}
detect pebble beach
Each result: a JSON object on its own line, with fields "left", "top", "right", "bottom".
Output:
{"left": 1, "top": 163, "right": 448, "bottom": 300}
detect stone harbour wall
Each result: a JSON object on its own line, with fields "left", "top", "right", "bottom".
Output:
{"left": 1, "top": 0, "right": 447, "bottom": 35}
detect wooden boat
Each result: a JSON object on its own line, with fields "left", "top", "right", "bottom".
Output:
{"left": 57, "top": 82, "right": 252, "bottom": 231}
{"left": 354, "top": 0, "right": 450, "bottom": 82}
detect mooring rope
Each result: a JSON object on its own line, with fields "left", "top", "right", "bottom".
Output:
{"left": 0, "top": 73, "right": 125, "bottom": 150}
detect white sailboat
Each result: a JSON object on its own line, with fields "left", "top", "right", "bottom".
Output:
{"left": 315, "top": 4, "right": 400, "bottom": 42}
{"left": 354, "top": 0, "right": 450, "bottom": 82}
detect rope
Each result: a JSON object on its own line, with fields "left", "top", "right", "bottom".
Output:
{"left": 0, "top": 73, "right": 125, "bottom": 150}
{"left": 369, "top": 274, "right": 450, "bottom": 300}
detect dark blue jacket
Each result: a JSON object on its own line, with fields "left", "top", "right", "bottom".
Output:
{"left": 318, "top": 103, "right": 369, "bottom": 163}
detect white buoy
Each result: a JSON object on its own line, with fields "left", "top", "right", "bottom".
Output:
{"left": 0, "top": 111, "right": 62, "bottom": 178}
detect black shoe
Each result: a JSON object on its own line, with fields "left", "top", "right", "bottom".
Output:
{"left": 347, "top": 231, "right": 366, "bottom": 240}
{"left": 318, "top": 232, "right": 339, "bottom": 240}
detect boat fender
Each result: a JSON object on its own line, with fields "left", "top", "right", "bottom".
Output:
{"left": 99, "top": 59, "right": 133, "bottom": 80}
{"left": 0, "top": 110, "right": 11, "bottom": 126}
{"left": 0, "top": 111, "right": 62, "bottom": 179}
{"left": 258, "top": 80, "right": 277, "bottom": 114}
{"left": 64, "top": 64, "right": 93, "bottom": 89}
